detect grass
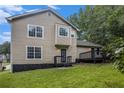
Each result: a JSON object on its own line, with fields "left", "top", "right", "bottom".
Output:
{"left": 0, "top": 63, "right": 124, "bottom": 88}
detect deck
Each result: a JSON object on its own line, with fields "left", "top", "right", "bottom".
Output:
{"left": 77, "top": 58, "right": 104, "bottom": 63}
{"left": 77, "top": 50, "right": 108, "bottom": 63}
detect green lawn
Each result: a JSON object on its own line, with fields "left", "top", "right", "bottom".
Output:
{"left": 0, "top": 63, "right": 124, "bottom": 88}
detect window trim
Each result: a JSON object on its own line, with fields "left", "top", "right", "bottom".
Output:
{"left": 27, "top": 24, "right": 44, "bottom": 39}
{"left": 27, "top": 46, "right": 35, "bottom": 59}
{"left": 26, "top": 45, "right": 43, "bottom": 60}
{"left": 58, "top": 25, "right": 70, "bottom": 38}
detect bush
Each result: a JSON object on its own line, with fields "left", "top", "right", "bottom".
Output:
{"left": 113, "top": 49, "right": 124, "bottom": 73}
{"left": 103, "top": 37, "right": 124, "bottom": 73}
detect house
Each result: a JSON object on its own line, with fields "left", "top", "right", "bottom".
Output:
{"left": 0, "top": 54, "right": 3, "bottom": 71}
{"left": 7, "top": 8, "right": 102, "bottom": 72}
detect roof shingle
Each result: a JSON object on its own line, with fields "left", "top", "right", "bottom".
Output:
{"left": 77, "top": 40, "right": 102, "bottom": 48}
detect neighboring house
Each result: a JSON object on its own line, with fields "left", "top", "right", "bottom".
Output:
{"left": 7, "top": 8, "right": 102, "bottom": 72}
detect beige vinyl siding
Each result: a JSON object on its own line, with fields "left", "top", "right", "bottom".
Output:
{"left": 55, "top": 24, "right": 71, "bottom": 45}
{"left": 77, "top": 47, "right": 91, "bottom": 58}
{"left": 11, "top": 11, "right": 77, "bottom": 64}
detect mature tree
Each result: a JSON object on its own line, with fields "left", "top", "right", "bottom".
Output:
{"left": 68, "top": 6, "right": 118, "bottom": 45}
{"left": 0, "top": 41, "right": 10, "bottom": 62}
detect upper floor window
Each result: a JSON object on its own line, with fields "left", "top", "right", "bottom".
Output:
{"left": 58, "top": 26, "right": 70, "bottom": 37}
{"left": 71, "top": 31, "right": 75, "bottom": 38}
{"left": 59, "top": 27, "right": 68, "bottom": 36}
{"left": 71, "top": 34, "right": 74, "bottom": 37}
{"left": 28, "top": 25, "right": 44, "bottom": 38}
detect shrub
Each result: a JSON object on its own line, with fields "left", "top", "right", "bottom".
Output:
{"left": 113, "top": 49, "right": 124, "bottom": 73}
{"left": 103, "top": 37, "right": 124, "bottom": 73}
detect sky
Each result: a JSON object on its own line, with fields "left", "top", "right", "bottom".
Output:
{"left": 0, "top": 5, "right": 85, "bottom": 44}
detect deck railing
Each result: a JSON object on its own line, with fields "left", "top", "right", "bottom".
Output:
{"left": 79, "top": 50, "right": 102, "bottom": 59}
{"left": 79, "top": 51, "right": 91, "bottom": 59}
{"left": 54, "top": 56, "right": 72, "bottom": 65}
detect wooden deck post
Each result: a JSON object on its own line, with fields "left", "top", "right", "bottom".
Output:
{"left": 91, "top": 48, "right": 96, "bottom": 63}
{"left": 54, "top": 56, "right": 57, "bottom": 66}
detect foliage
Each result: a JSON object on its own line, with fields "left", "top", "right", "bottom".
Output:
{"left": 111, "top": 38, "right": 124, "bottom": 73}
{"left": 68, "top": 6, "right": 124, "bottom": 73}
{"left": 102, "top": 38, "right": 124, "bottom": 55}
{"left": 113, "top": 49, "right": 124, "bottom": 73}
{"left": 68, "top": 6, "right": 114, "bottom": 45}
{"left": 0, "top": 64, "right": 124, "bottom": 88}
{"left": 0, "top": 41, "right": 10, "bottom": 62}
{"left": 102, "top": 37, "right": 124, "bottom": 73}
{"left": 0, "top": 41, "right": 10, "bottom": 55}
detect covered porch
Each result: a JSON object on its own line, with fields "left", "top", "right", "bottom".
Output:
{"left": 54, "top": 45, "right": 73, "bottom": 66}
{"left": 78, "top": 48, "right": 104, "bottom": 63}
{"left": 77, "top": 40, "right": 104, "bottom": 63}
{"left": 54, "top": 56, "right": 72, "bottom": 66}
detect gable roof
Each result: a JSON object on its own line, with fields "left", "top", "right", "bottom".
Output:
{"left": 6, "top": 8, "right": 79, "bottom": 31}
{"left": 77, "top": 40, "right": 102, "bottom": 48}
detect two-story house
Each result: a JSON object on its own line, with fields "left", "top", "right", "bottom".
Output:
{"left": 7, "top": 8, "right": 102, "bottom": 72}
{"left": 7, "top": 8, "right": 80, "bottom": 72}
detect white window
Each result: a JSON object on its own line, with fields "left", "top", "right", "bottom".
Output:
{"left": 29, "top": 25, "right": 35, "bottom": 37}
{"left": 35, "top": 47, "right": 41, "bottom": 58}
{"left": 27, "top": 46, "right": 42, "bottom": 59}
{"left": 71, "top": 31, "right": 75, "bottom": 38}
{"left": 58, "top": 26, "right": 70, "bottom": 37}
{"left": 28, "top": 25, "right": 44, "bottom": 38}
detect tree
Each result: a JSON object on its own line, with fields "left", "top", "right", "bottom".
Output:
{"left": 0, "top": 41, "right": 10, "bottom": 62}
{"left": 68, "top": 6, "right": 112, "bottom": 45}
{"left": 68, "top": 5, "right": 124, "bottom": 73}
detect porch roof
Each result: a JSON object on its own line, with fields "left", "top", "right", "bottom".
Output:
{"left": 77, "top": 40, "right": 102, "bottom": 48}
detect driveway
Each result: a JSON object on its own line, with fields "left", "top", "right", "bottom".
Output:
{"left": 5, "top": 64, "right": 10, "bottom": 70}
